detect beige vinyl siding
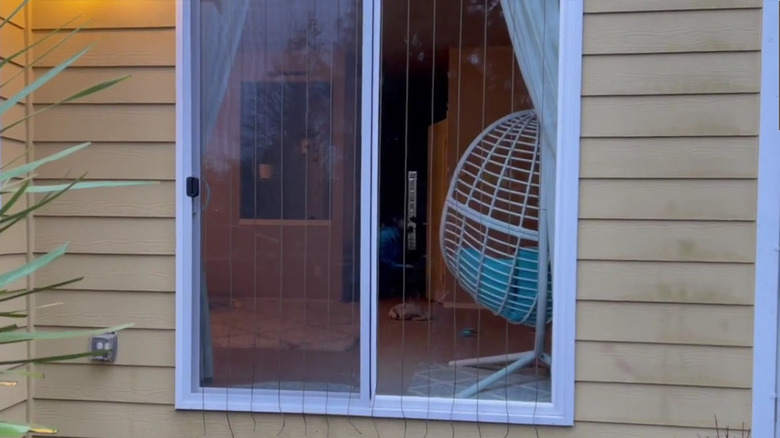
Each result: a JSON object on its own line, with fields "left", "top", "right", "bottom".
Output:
{"left": 0, "top": 1, "right": 31, "bottom": 421}
{"left": 28, "top": 1, "right": 761, "bottom": 437}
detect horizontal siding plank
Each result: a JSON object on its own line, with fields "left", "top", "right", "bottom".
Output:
{"left": 0, "top": 343, "right": 28, "bottom": 372}
{"left": 575, "top": 383, "right": 750, "bottom": 428}
{"left": 0, "top": 24, "right": 25, "bottom": 63}
{"left": 33, "top": 105, "right": 175, "bottom": 142}
{"left": 35, "top": 327, "right": 173, "bottom": 367}
{"left": 36, "top": 290, "right": 173, "bottom": 329}
{"left": 36, "top": 255, "right": 174, "bottom": 292}
{"left": 0, "top": 254, "right": 27, "bottom": 290}
{"left": 577, "top": 301, "right": 753, "bottom": 347}
{"left": 584, "top": 0, "right": 761, "bottom": 13}
{"left": 33, "top": 0, "right": 175, "bottom": 29}
{"left": 578, "top": 260, "right": 754, "bottom": 305}
{"left": 35, "top": 181, "right": 174, "bottom": 218}
{"left": 0, "top": 2, "right": 25, "bottom": 27}
{"left": 34, "top": 364, "right": 174, "bottom": 405}
{"left": 34, "top": 67, "right": 175, "bottom": 104}
{"left": 35, "top": 142, "right": 175, "bottom": 180}
{"left": 582, "top": 52, "right": 760, "bottom": 96}
{"left": 578, "top": 220, "right": 755, "bottom": 263}
{"left": 1, "top": 102, "right": 28, "bottom": 142}
{"left": 581, "top": 94, "right": 759, "bottom": 137}
{"left": 579, "top": 137, "right": 758, "bottom": 179}
{"left": 577, "top": 341, "right": 751, "bottom": 388}
{"left": 31, "top": 399, "right": 736, "bottom": 438}
{"left": 0, "top": 296, "right": 27, "bottom": 329}
{"left": 0, "top": 373, "right": 26, "bottom": 411}
{"left": 583, "top": 9, "right": 761, "bottom": 54}
{"left": 0, "top": 218, "right": 26, "bottom": 254}
{"left": 0, "top": 401, "right": 26, "bottom": 425}
{"left": 33, "top": 29, "right": 175, "bottom": 67}
{"left": 579, "top": 179, "right": 756, "bottom": 220}
{"left": 0, "top": 62, "right": 26, "bottom": 99}
{"left": 0, "top": 138, "right": 26, "bottom": 169}
{"left": 36, "top": 217, "right": 174, "bottom": 255}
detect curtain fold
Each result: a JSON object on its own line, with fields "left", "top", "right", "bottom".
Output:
{"left": 500, "top": 0, "right": 559, "bottom": 262}
{"left": 198, "top": 0, "right": 251, "bottom": 383}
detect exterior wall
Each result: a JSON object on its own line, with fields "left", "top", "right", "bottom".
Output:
{"left": 0, "top": 0, "right": 31, "bottom": 423}
{"left": 27, "top": 0, "right": 762, "bottom": 437}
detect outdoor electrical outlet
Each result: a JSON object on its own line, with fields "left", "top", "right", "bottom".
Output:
{"left": 89, "top": 333, "right": 118, "bottom": 362}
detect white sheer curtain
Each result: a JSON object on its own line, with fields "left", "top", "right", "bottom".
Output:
{"left": 500, "top": 0, "right": 559, "bottom": 262}
{"left": 198, "top": 0, "right": 251, "bottom": 383}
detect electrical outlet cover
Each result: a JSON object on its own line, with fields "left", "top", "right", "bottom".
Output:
{"left": 90, "top": 333, "right": 118, "bottom": 362}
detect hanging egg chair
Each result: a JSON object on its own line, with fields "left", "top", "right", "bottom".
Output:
{"left": 440, "top": 109, "right": 552, "bottom": 398}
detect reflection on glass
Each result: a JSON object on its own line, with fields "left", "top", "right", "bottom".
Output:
{"left": 239, "top": 81, "right": 333, "bottom": 220}
{"left": 199, "top": 0, "right": 362, "bottom": 393}
{"left": 376, "top": 0, "right": 556, "bottom": 402}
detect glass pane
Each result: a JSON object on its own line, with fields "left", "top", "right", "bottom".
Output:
{"left": 376, "top": 0, "right": 557, "bottom": 402}
{"left": 198, "top": 0, "right": 363, "bottom": 394}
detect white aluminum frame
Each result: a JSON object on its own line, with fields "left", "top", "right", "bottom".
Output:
{"left": 752, "top": 1, "right": 780, "bottom": 437}
{"left": 175, "top": 0, "right": 582, "bottom": 426}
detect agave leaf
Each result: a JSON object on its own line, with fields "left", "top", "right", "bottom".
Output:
{"left": 0, "top": 369, "right": 44, "bottom": 379}
{"left": 0, "top": 323, "right": 134, "bottom": 345}
{"left": 0, "top": 180, "right": 29, "bottom": 217}
{"left": 0, "top": 245, "right": 67, "bottom": 290}
{"left": 23, "top": 180, "right": 156, "bottom": 193}
{"left": 0, "top": 350, "right": 111, "bottom": 367}
{"left": 0, "top": 178, "right": 85, "bottom": 233}
{"left": 0, "top": 0, "right": 28, "bottom": 33}
{"left": 0, "top": 277, "right": 83, "bottom": 302}
{"left": 0, "top": 421, "right": 56, "bottom": 437}
{"left": 0, "top": 46, "right": 94, "bottom": 115}
{"left": 0, "top": 142, "right": 90, "bottom": 182}
{"left": 0, "top": 16, "right": 87, "bottom": 91}
{"left": 0, "top": 325, "right": 19, "bottom": 333}
{"left": 0, "top": 302, "right": 64, "bottom": 319}
{"left": 0, "top": 75, "right": 129, "bottom": 135}
{"left": 0, "top": 14, "right": 83, "bottom": 73}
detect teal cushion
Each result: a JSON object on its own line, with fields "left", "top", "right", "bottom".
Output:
{"left": 455, "top": 247, "right": 552, "bottom": 326}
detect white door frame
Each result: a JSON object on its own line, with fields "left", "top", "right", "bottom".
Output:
{"left": 752, "top": 1, "right": 780, "bottom": 436}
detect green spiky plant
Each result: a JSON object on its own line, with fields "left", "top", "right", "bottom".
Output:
{"left": 0, "top": 0, "right": 155, "bottom": 435}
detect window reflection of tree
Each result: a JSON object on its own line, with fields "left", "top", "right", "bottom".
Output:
{"left": 240, "top": 12, "right": 340, "bottom": 221}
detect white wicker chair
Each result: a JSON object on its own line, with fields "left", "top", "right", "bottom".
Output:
{"left": 440, "top": 109, "right": 552, "bottom": 398}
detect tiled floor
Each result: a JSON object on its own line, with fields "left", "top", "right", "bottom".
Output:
{"left": 207, "top": 296, "right": 551, "bottom": 402}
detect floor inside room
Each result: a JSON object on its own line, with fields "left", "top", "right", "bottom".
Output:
{"left": 206, "top": 294, "right": 551, "bottom": 402}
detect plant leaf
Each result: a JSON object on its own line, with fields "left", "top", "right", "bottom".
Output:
{"left": 0, "top": 180, "right": 29, "bottom": 217}
{"left": 0, "top": 277, "right": 83, "bottom": 302}
{"left": 0, "top": 325, "right": 19, "bottom": 333}
{"left": 0, "top": 0, "right": 29, "bottom": 34}
{"left": 0, "top": 142, "right": 90, "bottom": 182}
{"left": 0, "top": 350, "right": 114, "bottom": 366}
{"left": 0, "top": 76, "right": 129, "bottom": 135}
{"left": 22, "top": 180, "right": 156, "bottom": 193}
{"left": 0, "top": 14, "right": 84, "bottom": 75}
{"left": 0, "top": 45, "right": 94, "bottom": 115}
{"left": 0, "top": 421, "right": 56, "bottom": 437}
{"left": 0, "top": 244, "right": 67, "bottom": 290}
{"left": 0, "top": 369, "right": 44, "bottom": 379}
{"left": 0, "top": 323, "right": 134, "bottom": 345}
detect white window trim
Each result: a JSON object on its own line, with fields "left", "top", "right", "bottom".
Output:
{"left": 752, "top": 1, "right": 780, "bottom": 437}
{"left": 174, "top": 0, "right": 582, "bottom": 426}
